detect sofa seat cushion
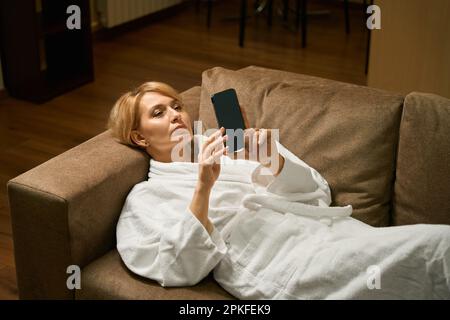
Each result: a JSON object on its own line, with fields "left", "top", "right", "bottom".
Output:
{"left": 76, "top": 250, "right": 235, "bottom": 300}
{"left": 198, "top": 66, "right": 404, "bottom": 226}
{"left": 393, "top": 92, "right": 450, "bottom": 226}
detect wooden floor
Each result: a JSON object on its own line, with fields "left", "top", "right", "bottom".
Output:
{"left": 0, "top": 0, "right": 368, "bottom": 299}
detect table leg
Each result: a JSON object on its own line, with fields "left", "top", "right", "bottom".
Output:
{"left": 282, "top": 0, "right": 289, "bottom": 21}
{"left": 301, "top": 0, "right": 307, "bottom": 48}
{"left": 344, "top": 0, "right": 350, "bottom": 34}
{"left": 207, "top": 0, "right": 212, "bottom": 28}
{"left": 267, "top": 0, "right": 273, "bottom": 27}
{"left": 239, "top": 0, "right": 247, "bottom": 47}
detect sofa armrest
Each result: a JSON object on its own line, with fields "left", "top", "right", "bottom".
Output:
{"left": 393, "top": 92, "right": 450, "bottom": 225}
{"left": 7, "top": 130, "right": 149, "bottom": 299}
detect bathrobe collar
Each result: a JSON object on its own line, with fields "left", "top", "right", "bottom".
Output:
{"left": 149, "top": 134, "right": 258, "bottom": 183}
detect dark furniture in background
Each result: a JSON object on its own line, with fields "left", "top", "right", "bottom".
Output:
{"left": 198, "top": 0, "right": 350, "bottom": 48}
{"left": 0, "top": 0, "right": 94, "bottom": 103}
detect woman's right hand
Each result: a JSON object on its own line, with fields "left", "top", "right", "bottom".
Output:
{"left": 197, "top": 127, "right": 228, "bottom": 191}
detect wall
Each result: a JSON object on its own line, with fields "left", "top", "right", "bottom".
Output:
{"left": 367, "top": 0, "right": 450, "bottom": 98}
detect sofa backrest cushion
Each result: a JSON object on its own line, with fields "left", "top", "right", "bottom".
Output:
{"left": 199, "top": 66, "right": 404, "bottom": 226}
{"left": 393, "top": 92, "right": 450, "bottom": 225}
{"left": 180, "top": 86, "right": 201, "bottom": 123}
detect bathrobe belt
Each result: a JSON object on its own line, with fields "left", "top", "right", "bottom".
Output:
{"left": 220, "top": 194, "right": 353, "bottom": 240}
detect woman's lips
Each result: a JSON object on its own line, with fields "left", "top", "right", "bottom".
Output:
{"left": 172, "top": 124, "right": 189, "bottom": 137}
{"left": 173, "top": 124, "right": 187, "bottom": 132}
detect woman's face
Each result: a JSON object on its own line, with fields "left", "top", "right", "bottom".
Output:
{"left": 133, "top": 91, "right": 193, "bottom": 161}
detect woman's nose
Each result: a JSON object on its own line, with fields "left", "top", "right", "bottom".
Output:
{"left": 170, "top": 109, "right": 181, "bottom": 122}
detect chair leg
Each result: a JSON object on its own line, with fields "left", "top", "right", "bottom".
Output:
{"left": 239, "top": 0, "right": 247, "bottom": 47}
{"left": 301, "top": 0, "right": 307, "bottom": 48}
{"left": 267, "top": 0, "right": 273, "bottom": 27}
{"left": 282, "top": 0, "right": 288, "bottom": 21}
{"left": 344, "top": 0, "right": 350, "bottom": 34}
{"left": 207, "top": 0, "right": 212, "bottom": 29}
{"left": 254, "top": 0, "right": 259, "bottom": 12}
{"left": 363, "top": 0, "right": 368, "bottom": 15}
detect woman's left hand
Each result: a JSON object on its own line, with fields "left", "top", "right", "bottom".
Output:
{"left": 231, "top": 128, "right": 285, "bottom": 176}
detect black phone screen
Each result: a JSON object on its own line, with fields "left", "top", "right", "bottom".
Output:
{"left": 211, "top": 88, "right": 246, "bottom": 152}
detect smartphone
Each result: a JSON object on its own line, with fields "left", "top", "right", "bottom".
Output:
{"left": 211, "top": 88, "right": 246, "bottom": 152}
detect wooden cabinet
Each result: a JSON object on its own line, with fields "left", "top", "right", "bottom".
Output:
{"left": 0, "top": 0, "right": 94, "bottom": 103}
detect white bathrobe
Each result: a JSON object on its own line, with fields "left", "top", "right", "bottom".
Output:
{"left": 116, "top": 135, "right": 450, "bottom": 299}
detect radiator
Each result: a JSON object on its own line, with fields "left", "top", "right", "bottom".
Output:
{"left": 96, "top": 0, "right": 183, "bottom": 28}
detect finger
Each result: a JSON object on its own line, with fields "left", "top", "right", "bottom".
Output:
{"left": 244, "top": 128, "right": 256, "bottom": 135}
{"left": 201, "top": 127, "right": 223, "bottom": 150}
{"left": 244, "top": 128, "right": 255, "bottom": 149}
{"left": 240, "top": 106, "right": 250, "bottom": 129}
{"left": 213, "top": 146, "right": 228, "bottom": 159}
{"left": 259, "top": 129, "right": 271, "bottom": 165}
{"left": 203, "top": 127, "right": 224, "bottom": 150}
{"left": 259, "top": 129, "right": 267, "bottom": 146}
{"left": 204, "top": 134, "right": 227, "bottom": 156}
{"left": 206, "top": 146, "right": 228, "bottom": 165}
{"left": 253, "top": 130, "right": 259, "bottom": 161}
{"left": 210, "top": 134, "right": 227, "bottom": 156}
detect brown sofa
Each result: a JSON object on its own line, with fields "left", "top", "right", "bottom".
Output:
{"left": 7, "top": 66, "right": 450, "bottom": 299}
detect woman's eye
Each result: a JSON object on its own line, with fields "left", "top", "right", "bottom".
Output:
{"left": 153, "top": 110, "right": 163, "bottom": 117}
{"left": 173, "top": 104, "right": 182, "bottom": 110}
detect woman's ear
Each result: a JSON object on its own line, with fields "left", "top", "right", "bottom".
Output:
{"left": 131, "top": 130, "right": 148, "bottom": 147}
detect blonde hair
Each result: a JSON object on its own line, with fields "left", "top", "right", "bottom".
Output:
{"left": 107, "top": 81, "right": 181, "bottom": 148}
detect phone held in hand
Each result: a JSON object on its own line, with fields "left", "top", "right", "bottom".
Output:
{"left": 211, "top": 88, "right": 246, "bottom": 153}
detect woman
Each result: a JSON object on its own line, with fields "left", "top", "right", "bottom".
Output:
{"left": 109, "top": 81, "right": 450, "bottom": 299}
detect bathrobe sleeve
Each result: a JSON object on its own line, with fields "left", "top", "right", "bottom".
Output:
{"left": 116, "top": 189, "right": 228, "bottom": 287}
{"left": 251, "top": 140, "right": 332, "bottom": 205}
